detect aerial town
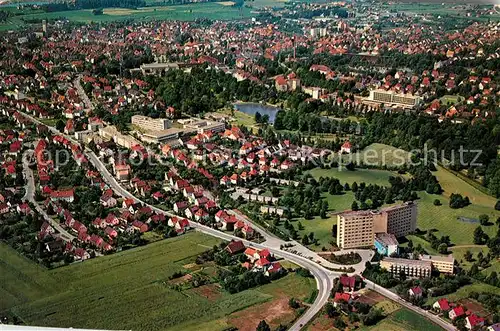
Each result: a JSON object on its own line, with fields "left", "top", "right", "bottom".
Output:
{"left": 0, "top": 0, "right": 499, "bottom": 330}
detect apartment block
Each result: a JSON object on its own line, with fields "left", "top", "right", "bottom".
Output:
{"left": 369, "top": 89, "right": 422, "bottom": 108}
{"left": 380, "top": 257, "right": 432, "bottom": 278}
{"left": 375, "top": 202, "right": 417, "bottom": 238}
{"left": 337, "top": 211, "right": 374, "bottom": 249}
{"left": 131, "top": 115, "right": 171, "bottom": 132}
{"left": 337, "top": 202, "right": 417, "bottom": 249}
{"left": 420, "top": 254, "right": 455, "bottom": 274}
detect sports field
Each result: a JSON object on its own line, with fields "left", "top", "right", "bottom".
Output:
{"left": 2, "top": 232, "right": 315, "bottom": 330}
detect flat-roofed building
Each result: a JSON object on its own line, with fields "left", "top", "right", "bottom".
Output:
{"left": 337, "top": 210, "right": 375, "bottom": 249}
{"left": 140, "top": 128, "right": 182, "bottom": 144}
{"left": 375, "top": 202, "right": 417, "bottom": 238}
{"left": 369, "top": 89, "right": 422, "bottom": 108}
{"left": 131, "top": 115, "right": 171, "bottom": 132}
{"left": 98, "top": 126, "right": 141, "bottom": 149}
{"left": 337, "top": 202, "right": 417, "bottom": 249}
{"left": 183, "top": 119, "right": 225, "bottom": 134}
{"left": 420, "top": 254, "right": 455, "bottom": 274}
{"left": 380, "top": 257, "right": 432, "bottom": 278}
{"left": 374, "top": 232, "right": 399, "bottom": 256}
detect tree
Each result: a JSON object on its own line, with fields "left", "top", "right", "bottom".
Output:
{"left": 438, "top": 243, "right": 448, "bottom": 254}
{"left": 302, "top": 235, "right": 310, "bottom": 245}
{"left": 479, "top": 214, "right": 489, "bottom": 226}
{"left": 325, "top": 302, "right": 336, "bottom": 318}
{"left": 351, "top": 201, "right": 359, "bottom": 211}
{"left": 464, "top": 250, "right": 473, "bottom": 262}
{"left": 256, "top": 320, "right": 270, "bottom": 331}
{"left": 288, "top": 297, "right": 300, "bottom": 309}
{"left": 473, "top": 226, "right": 488, "bottom": 244}
{"left": 254, "top": 111, "right": 262, "bottom": 123}
{"left": 495, "top": 200, "right": 500, "bottom": 211}
{"left": 55, "top": 119, "right": 65, "bottom": 132}
{"left": 433, "top": 199, "right": 441, "bottom": 206}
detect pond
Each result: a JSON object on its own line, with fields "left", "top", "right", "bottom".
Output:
{"left": 233, "top": 102, "right": 281, "bottom": 124}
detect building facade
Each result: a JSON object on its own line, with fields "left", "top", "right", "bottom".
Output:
{"left": 337, "top": 211, "right": 375, "bottom": 249}
{"left": 376, "top": 202, "right": 417, "bottom": 238}
{"left": 380, "top": 257, "right": 432, "bottom": 278}
{"left": 420, "top": 254, "right": 455, "bottom": 274}
{"left": 131, "top": 115, "right": 171, "bottom": 132}
{"left": 369, "top": 89, "right": 422, "bottom": 108}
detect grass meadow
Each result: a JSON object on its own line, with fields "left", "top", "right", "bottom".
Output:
{"left": 2, "top": 232, "right": 315, "bottom": 330}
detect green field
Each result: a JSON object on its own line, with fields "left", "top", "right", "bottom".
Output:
{"left": 337, "top": 143, "right": 412, "bottom": 168}
{"left": 0, "top": 3, "right": 255, "bottom": 31}
{"left": 308, "top": 167, "right": 399, "bottom": 186}
{"left": 2, "top": 232, "right": 315, "bottom": 330}
{"left": 449, "top": 246, "right": 500, "bottom": 274}
{"left": 0, "top": 243, "right": 58, "bottom": 311}
{"left": 425, "top": 281, "right": 500, "bottom": 306}
{"left": 415, "top": 166, "right": 500, "bottom": 245}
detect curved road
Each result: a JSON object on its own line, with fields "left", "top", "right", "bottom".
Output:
{"left": 16, "top": 109, "right": 455, "bottom": 331}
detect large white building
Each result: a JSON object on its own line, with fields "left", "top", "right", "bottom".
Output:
{"left": 337, "top": 202, "right": 417, "bottom": 249}
{"left": 131, "top": 115, "right": 171, "bottom": 132}
{"left": 369, "top": 89, "right": 422, "bottom": 108}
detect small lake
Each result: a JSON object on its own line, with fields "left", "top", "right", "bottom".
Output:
{"left": 233, "top": 102, "right": 281, "bottom": 124}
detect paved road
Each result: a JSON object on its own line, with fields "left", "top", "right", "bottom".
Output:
{"left": 364, "top": 279, "right": 455, "bottom": 331}
{"left": 22, "top": 152, "right": 75, "bottom": 242}
{"left": 86, "top": 151, "right": 334, "bottom": 330}
{"left": 74, "top": 74, "right": 93, "bottom": 112}
{"left": 16, "top": 111, "right": 455, "bottom": 331}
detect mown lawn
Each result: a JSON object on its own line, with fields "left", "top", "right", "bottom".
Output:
{"left": 415, "top": 165, "right": 500, "bottom": 245}
{"left": 336, "top": 143, "right": 412, "bottom": 167}
{"left": 448, "top": 246, "right": 500, "bottom": 274}
{"left": 308, "top": 167, "right": 398, "bottom": 186}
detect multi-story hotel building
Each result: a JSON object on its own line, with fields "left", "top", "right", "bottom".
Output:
{"left": 337, "top": 202, "right": 417, "bottom": 249}
{"left": 131, "top": 115, "right": 171, "bottom": 132}
{"left": 380, "top": 257, "right": 432, "bottom": 278}
{"left": 337, "top": 210, "right": 375, "bottom": 249}
{"left": 369, "top": 89, "right": 422, "bottom": 108}
{"left": 375, "top": 202, "right": 418, "bottom": 238}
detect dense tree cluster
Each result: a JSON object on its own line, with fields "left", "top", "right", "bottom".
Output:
{"left": 156, "top": 67, "right": 270, "bottom": 116}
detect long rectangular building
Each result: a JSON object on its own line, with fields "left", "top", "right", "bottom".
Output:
{"left": 131, "top": 115, "right": 171, "bottom": 132}
{"left": 380, "top": 257, "right": 432, "bottom": 278}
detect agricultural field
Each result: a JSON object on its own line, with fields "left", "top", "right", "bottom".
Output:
{"left": 0, "top": 2, "right": 255, "bottom": 31}
{"left": 3, "top": 232, "right": 315, "bottom": 330}
{"left": 0, "top": 243, "right": 58, "bottom": 311}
